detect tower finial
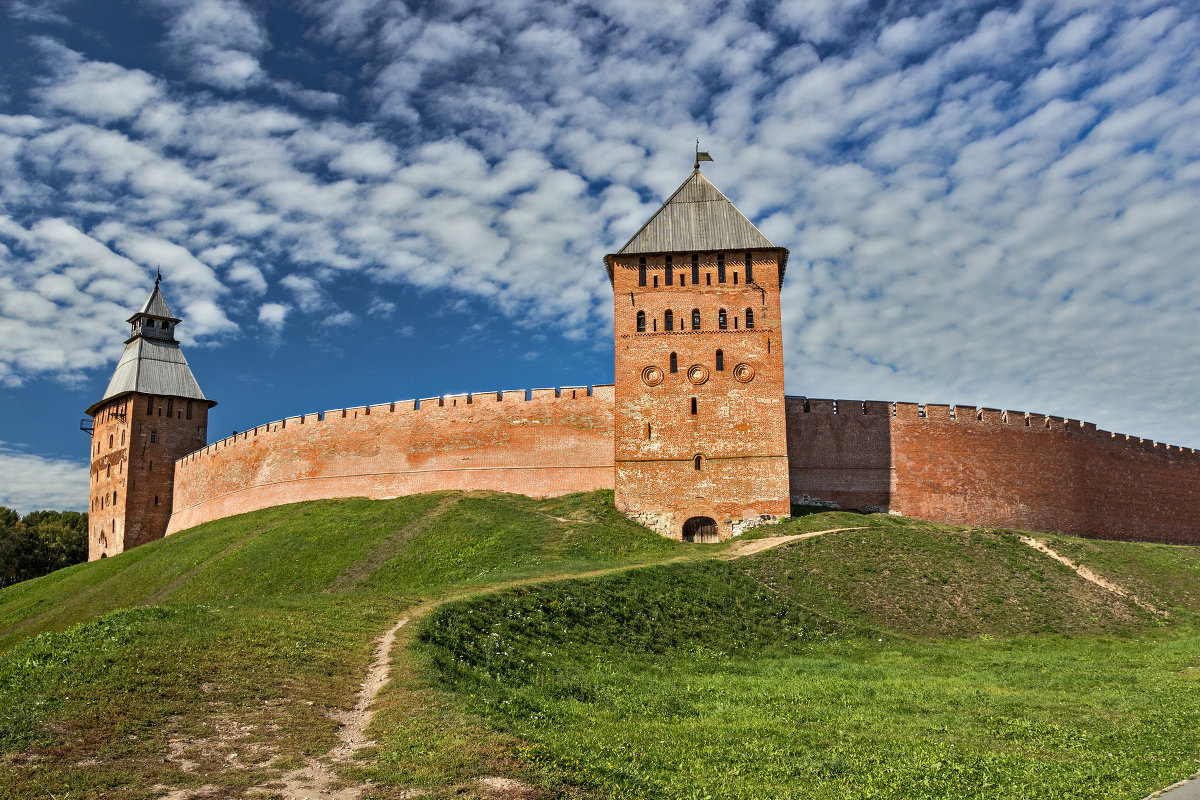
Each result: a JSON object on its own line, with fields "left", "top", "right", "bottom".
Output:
{"left": 694, "top": 140, "right": 713, "bottom": 171}
{"left": 155, "top": 268, "right": 162, "bottom": 288}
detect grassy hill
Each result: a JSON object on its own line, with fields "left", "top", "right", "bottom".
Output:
{"left": 1, "top": 491, "right": 1198, "bottom": 799}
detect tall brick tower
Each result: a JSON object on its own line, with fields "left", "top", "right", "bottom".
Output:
{"left": 84, "top": 277, "right": 215, "bottom": 560}
{"left": 605, "top": 165, "right": 791, "bottom": 541}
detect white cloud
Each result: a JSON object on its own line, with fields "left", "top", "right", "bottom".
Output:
{"left": 37, "top": 45, "right": 161, "bottom": 122}
{"left": 280, "top": 274, "right": 324, "bottom": 312}
{"left": 330, "top": 140, "right": 396, "bottom": 177}
{"left": 257, "top": 302, "right": 289, "bottom": 329}
{"left": 0, "top": 445, "right": 89, "bottom": 513}
{"left": 151, "top": 0, "right": 269, "bottom": 90}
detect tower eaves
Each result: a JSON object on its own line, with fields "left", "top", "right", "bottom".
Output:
{"left": 604, "top": 169, "right": 788, "bottom": 282}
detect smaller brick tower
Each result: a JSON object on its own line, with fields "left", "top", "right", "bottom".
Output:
{"left": 605, "top": 165, "right": 791, "bottom": 541}
{"left": 85, "top": 277, "right": 215, "bottom": 560}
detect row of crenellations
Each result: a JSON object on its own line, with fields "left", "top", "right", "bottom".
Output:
{"left": 176, "top": 385, "right": 615, "bottom": 467}
{"left": 785, "top": 396, "right": 1198, "bottom": 456}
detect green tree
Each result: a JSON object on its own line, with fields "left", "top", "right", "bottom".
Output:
{"left": 0, "top": 508, "right": 88, "bottom": 588}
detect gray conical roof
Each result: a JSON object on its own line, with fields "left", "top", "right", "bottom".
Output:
{"left": 87, "top": 284, "right": 213, "bottom": 416}
{"left": 128, "top": 283, "right": 179, "bottom": 323}
{"left": 615, "top": 169, "right": 779, "bottom": 255}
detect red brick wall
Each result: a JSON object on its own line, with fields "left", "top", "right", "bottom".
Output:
{"left": 611, "top": 250, "right": 791, "bottom": 540}
{"left": 785, "top": 397, "right": 892, "bottom": 512}
{"left": 786, "top": 399, "right": 1200, "bottom": 543}
{"left": 89, "top": 393, "right": 209, "bottom": 559}
{"left": 166, "top": 387, "right": 615, "bottom": 534}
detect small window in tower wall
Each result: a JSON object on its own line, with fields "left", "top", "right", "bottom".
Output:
{"left": 746, "top": 308, "right": 754, "bottom": 329}
{"left": 692, "top": 255, "right": 699, "bottom": 284}
{"left": 167, "top": 398, "right": 173, "bottom": 417}
{"left": 147, "top": 396, "right": 153, "bottom": 414}
{"left": 150, "top": 431, "right": 157, "bottom": 443}
{"left": 645, "top": 422, "right": 652, "bottom": 439}
{"left": 112, "top": 491, "right": 117, "bottom": 504}
{"left": 154, "top": 496, "right": 159, "bottom": 505}
{"left": 691, "top": 397, "right": 697, "bottom": 415}
{"left": 665, "top": 255, "right": 673, "bottom": 285}
{"left": 636, "top": 311, "right": 646, "bottom": 332}
{"left": 120, "top": 430, "right": 125, "bottom": 445}
{"left": 719, "top": 309, "right": 727, "bottom": 329}
{"left": 665, "top": 310, "right": 673, "bottom": 331}
{"left": 692, "top": 309, "right": 701, "bottom": 330}
{"left": 716, "top": 349, "right": 724, "bottom": 371}
{"left": 639, "top": 258, "right": 647, "bottom": 287}
{"left": 694, "top": 455, "right": 702, "bottom": 470}
{"left": 109, "top": 434, "right": 114, "bottom": 448}
{"left": 745, "top": 252, "right": 753, "bottom": 283}
{"left": 717, "top": 254, "right": 726, "bottom": 283}
{"left": 670, "top": 352, "right": 678, "bottom": 373}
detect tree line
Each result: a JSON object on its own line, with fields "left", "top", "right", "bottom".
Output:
{"left": 0, "top": 507, "right": 88, "bottom": 588}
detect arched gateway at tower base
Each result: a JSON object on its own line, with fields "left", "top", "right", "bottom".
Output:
{"left": 87, "top": 168, "right": 1200, "bottom": 559}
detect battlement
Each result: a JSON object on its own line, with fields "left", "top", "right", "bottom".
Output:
{"left": 786, "top": 397, "right": 1197, "bottom": 457}
{"left": 164, "top": 384, "right": 618, "bottom": 535}
{"left": 176, "top": 384, "right": 616, "bottom": 467}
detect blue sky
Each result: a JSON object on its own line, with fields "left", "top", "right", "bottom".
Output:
{"left": 1, "top": 0, "right": 1198, "bottom": 513}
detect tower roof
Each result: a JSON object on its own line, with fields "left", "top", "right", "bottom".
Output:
{"left": 86, "top": 283, "right": 214, "bottom": 416}
{"left": 129, "top": 282, "right": 179, "bottom": 323}
{"left": 604, "top": 168, "right": 788, "bottom": 282}
{"left": 614, "top": 169, "right": 780, "bottom": 254}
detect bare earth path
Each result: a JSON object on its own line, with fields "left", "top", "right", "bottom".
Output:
{"left": 721, "top": 527, "right": 868, "bottom": 558}
{"left": 1017, "top": 535, "right": 1166, "bottom": 616}
{"left": 252, "top": 615, "right": 413, "bottom": 800}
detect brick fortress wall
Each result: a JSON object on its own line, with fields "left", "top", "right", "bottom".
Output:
{"left": 786, "top": 398, "right": 1200, "bottom": 544}
{"left": 165, "top": 386, "right": 615, "bottom": 534}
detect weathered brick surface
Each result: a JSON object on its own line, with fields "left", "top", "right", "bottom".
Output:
{"left": 786, "top": 400, "right": 1200, "bottom": 544}
{"left": 166, "top": 387, "right": 615, "bottom": 534}
{"left": 89, "top": 393, "right": 209, "bottom": 559}
{"left": 610, "top": 251, "right": 791, "bottom": 540}
{"left": 785, "top": 397, "right": 892, "bottom": 512}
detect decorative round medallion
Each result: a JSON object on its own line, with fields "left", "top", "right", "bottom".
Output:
{"left": 687, "top": 364, "right": 710, "bottom": 385}
{"left": 733, "top": 363, "right": 755, "bottom": 383}
{"left": 641, "top": 365, "right": 664, "bottom": 386}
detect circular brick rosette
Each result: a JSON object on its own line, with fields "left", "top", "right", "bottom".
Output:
{"left": 687, "top": 364, "right": 710, "bottom": 385}
{"left": 733, "top": 363, "right": 755, "bottom": 383}
{"left": 641, "top": 365, "right": 664, "bottom": 386}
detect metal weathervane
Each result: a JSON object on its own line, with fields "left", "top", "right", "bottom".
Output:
{"left": 694, "top": 139, "right": 713, "bottom": 170}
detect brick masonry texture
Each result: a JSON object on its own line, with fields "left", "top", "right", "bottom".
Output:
{"left": 90, "top": 393, "right": 209, "bottom": 559}
{"left": 165, "top": 387, "right": 614, "bottom": 535}
{"left": 610, "top": 250, "right": 791, "bottom": 541}
{"left": 786, "top": 399, "right": 1200, "bottom": 544}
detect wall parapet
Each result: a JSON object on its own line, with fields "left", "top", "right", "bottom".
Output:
{"left": 784, "top": 396, "right": 1197, "bottom": 457}
{"left": 785, "top": 395, "right": 1200, "bottom": 544}
{"left": 165, "top": 384, "right": 617, "bottom": 535}
{"left": 175, "top": 384, "right": 617, "bottom": 468}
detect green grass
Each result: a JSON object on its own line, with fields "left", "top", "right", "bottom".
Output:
{"left": 1, "top": 492, "right": 1199, "bottom": 799}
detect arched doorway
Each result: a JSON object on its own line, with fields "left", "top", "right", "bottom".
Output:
{"left": 682, "top": 516, "right": 718, "bottom": 543}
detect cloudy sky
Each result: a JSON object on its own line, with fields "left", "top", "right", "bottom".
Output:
{"left": 1, "top": 0, "right": 1197, "bottom": 513}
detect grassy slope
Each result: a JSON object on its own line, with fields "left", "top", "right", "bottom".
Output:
{"left": 1, "top": 492, "right": 1198, "bottom": 800}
